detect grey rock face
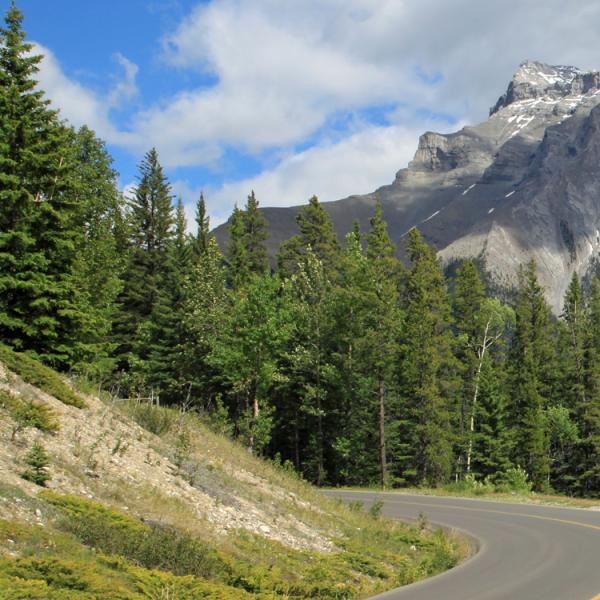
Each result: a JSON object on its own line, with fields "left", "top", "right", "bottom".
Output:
{"left": 214, "top": 60, "right": 600, "bottom": 312}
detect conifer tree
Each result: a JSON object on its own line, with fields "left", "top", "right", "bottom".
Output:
{"left": 508, "top": 260, "right": 554, "bottom": 490}
{"left": 277, "top": 195, "right": 339, "bottom": 276}
{"left": 113, "top": 148, "right": 174, "bottom": 373}
{"left": 452, "top": 260, "right": 486, "bottom": 477}
{"left": 578, "top": 277, "right": 600, "bottom": 494}
{"left": 471, "top": 355, "right": 512, "bottom": 479}
{"left": 140, "top": 197, "right": 191, "bottom": 401}
{"left": 21, "top": 441, "right": 51, "bottom": 486}
{"left": 194, "top": 192, "right": 210, "bottom": 256}
{"left": 365, "top": 202, "right": 403, "bottom": 487}
{"left": 558, "top": 273, "right": 587, "bottom": 413}
{"left": 243, "top": 190, "right": 269, "bottom": 275}
{"left": 398, "top": 229, "right": 457, "bottom": 485}
{"left": 0, "top": 3, "right": 87, "bottom": 367}
{"left": 453, "top": 262, "right": 513, "bottom": 477}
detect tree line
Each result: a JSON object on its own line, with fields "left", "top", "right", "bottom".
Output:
{"left": 2, "top": 4, "right": 600, "bottom": 495}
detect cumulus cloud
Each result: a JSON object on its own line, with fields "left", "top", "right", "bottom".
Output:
{"left": 196, "top": 118, "right": 460, "bottom": 227}
{"left": 107, "top": 53, "right": 139, "bottom": 108}
{"left": 34, "top": 43, "right": 137, "bottom": 146}
{"left": 34, "top": 0, "right": 600, "bottom": 218}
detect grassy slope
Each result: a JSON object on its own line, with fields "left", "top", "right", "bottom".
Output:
{"left": 0, "top": 347, "right": 466, "bottom": 599}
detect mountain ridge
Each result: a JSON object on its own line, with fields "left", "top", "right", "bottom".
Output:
{"left": 214, "top": 60, "right": 600, "bottom": 311}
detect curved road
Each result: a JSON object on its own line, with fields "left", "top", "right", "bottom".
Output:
{"left": 325, "top": 491, "right": 600, "bottom": 600}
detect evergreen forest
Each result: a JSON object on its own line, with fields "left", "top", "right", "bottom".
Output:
{"left": 3, "top": 3, "right": 600, "bottom": 497}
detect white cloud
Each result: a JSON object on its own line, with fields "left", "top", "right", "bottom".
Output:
{"left": 34, "top": 43, "right": 137, "bottom": 146}
{"left": 135, "top": 0, "right": 600, "bottom": 167}
{"left": 33, "top": 0, "right": 600, "bottom": 222}
{"left": 108, "top": 53, "right": 139, "bottom": 107}
{"left": 200, "top": 119, "right": 461, "bottom": 227}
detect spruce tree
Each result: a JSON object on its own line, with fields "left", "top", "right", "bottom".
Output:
{"left": 113, "top": 148, "right": 174, "bottom": 374}
{"left": 0, "top": 3, "right": 86, "bottom": 367}
{"left": 558, "top": 273, "right": 587, "bottom": 414}
{"left": 194, "top": 192, "right": 210, "bottom": 256}
{"left": 579, "top": 277, "right": 600, "bottom": 494}
{"left": 140, "top": 197, "right": 191, "bottom": 402}
{"left": 552, "top": 273, "right": 587, "bottom": 491}
{"left": 21, "top": 441, "right": 51, "bottom": 486}
{"left": 398, "top": 229, "right": 457, "bottom": 485}
{"left": 452, "top": 260, "right": 486, "bottom": 477}
{"left": 471, "top": 355, "right": 512, "bottom": 479}
{"left": 365, "top": 202, "right": 403, "bottom": 487}
{"left": 277, "top": 195, "right": 339, "bottom": 276}
{"left": 453, "top": 262, "right": 513, "bottom": 479}
{"left": 508, "top": 260, "right": 554, "bottom": 490}
{"left": 243, "top": 190, "right": 269, "bottom": 275}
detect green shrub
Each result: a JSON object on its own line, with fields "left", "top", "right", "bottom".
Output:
{"left": 126, "top": 402, "right": 175, "bottom": 436}
{"left": 495, "top": 465, "right": 532, "bottom": 494}
{"left": 0, "top": 345, "right": 84, "bottom": 409}
{"left": 42, "top": 492, "right": 229, "bottom": 582}
{"left": 444, "top": 473, "right": 495, "bottom": 496}
{"left": 1, "top": 391, "right": 60, "bottom": 440}
{"left": 21, "top": 442, "right": 51, "bottom": 487}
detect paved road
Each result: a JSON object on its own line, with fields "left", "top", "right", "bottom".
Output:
{"left": 325, "top": 490, "right": 600, "bottom": 600}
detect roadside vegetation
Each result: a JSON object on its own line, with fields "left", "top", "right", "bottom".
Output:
{"left": 0, "top": 358, "right": 466, "bottom": 599}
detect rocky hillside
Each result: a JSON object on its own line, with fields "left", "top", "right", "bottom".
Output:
{"left": 0, "top": 345, "right": 463, "bottom": 599}
{"left": 215, "top": 60, "right": 600, "bottom": 312}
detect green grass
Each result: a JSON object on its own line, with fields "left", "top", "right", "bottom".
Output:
{"left": 0, "top": 345, "right": 85, "bottom": 409}
{"left": 32, "top": 491, "right": 462, "bottom": 599}
{"left": 0, "top": 518, "right": 261, "bottom": 599}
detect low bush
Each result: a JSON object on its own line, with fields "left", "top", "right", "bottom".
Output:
{"left": 125, "top": 402, "right": 176, "bottom": 436}
{"left": 41, "top": 492, "right": 229, "bottom": 582}
{"left": 444, "top": 473, "right": 495, "bottom": 496}
{"left": 0, "top": 345, "right": 85, "bottom": 409}
{"left": 1, "top": 390, "right": 60, "bottom": 439}
{"left": 495, "top": 465, "right": 532, "bottom": 494}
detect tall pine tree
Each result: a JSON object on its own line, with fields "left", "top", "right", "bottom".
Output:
{"left": 243, "top": 191, "right": 269, "bottom": 276}
{"left": 508, "top": 260, "right": 554, "bottom": 490}
{"left": 0, "top": 3, "right": 87, "bottom": 367}
{"left": 398, "top": 229, "right": 457, "bottom": 485}
{"left": 113, "top": 148, "right": 174, "bottom": 375}
{"left": 277, "top": 195, "right": 339, "bottom": 276}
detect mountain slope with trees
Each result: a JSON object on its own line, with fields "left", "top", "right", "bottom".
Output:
{"left": 2, "top": 0, "right": 600, "bottom": 506}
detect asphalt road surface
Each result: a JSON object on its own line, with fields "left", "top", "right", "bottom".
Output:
{"left": 324, "top": 490, "right": 600, "bottom": 600}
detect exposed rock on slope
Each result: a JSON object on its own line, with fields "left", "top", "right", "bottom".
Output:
{"left": 0, "top": 362, "right": 332, "bottom": 552}
{"left": 215, "top": 60, "right": 600, "bottom": 312}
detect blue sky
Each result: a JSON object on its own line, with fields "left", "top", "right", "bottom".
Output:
{"left": 6, "top": 0, "right": 600, "bottom": 228}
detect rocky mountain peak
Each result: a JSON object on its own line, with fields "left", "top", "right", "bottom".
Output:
{"left": 489, "top": 60, "right": 598, "bottom": 115}
{"left": 216, "top": 58, "right": 600, "bottom": 313}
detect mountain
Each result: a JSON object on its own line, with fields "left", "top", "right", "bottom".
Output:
{"left": 215, "top": 60, "right": 600, "bottom": 312}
